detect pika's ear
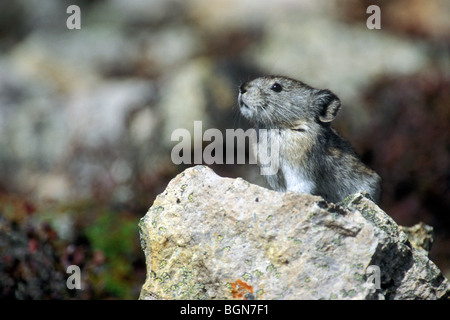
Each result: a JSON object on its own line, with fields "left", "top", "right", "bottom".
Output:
{"left": 315, "top": 89, "right": 341, "bottom": 123}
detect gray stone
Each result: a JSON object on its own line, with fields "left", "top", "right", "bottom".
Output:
{"left": 158, "top": 58, "right": 235, "bottom": 148}
{"left": 139, "top": 166, "right": 450, "bottom": 300}
{"left": 399, "top": 222, "right": 434, "bottom": 256}
{"left": 248, "top": 15, "right": 429, "bottom": 106}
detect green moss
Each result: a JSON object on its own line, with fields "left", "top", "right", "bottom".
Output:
{"left": 158, "top": 226, "right": 167, "bottom": 233}
{"left": 347, "top": 289, "right": 357, "bottom": 298}
{"left": 288, "top": 237, "right": 302, "bottom": 245}
{"left": 153, "top": 266, "right": 210, "bottom": 299}
{"left": 242, "top": 272, "right": 251, "bottom": 280}
{"left": 352, "top": 263, "right": 364, "bottom": 270}
{"left": 340, "top": 289, "right": 357, "bottom": 298}
{"left": 225, "top": 282, "right": 233, "bottom": 290}
{"left": 253, "top": 269, "right": 263, "bottom": 277}
{"left": 182, "top": 269, "right": 193, "bottom": 282}
{"left": 266, "top": 264, "right": 277, "bottom": 272}
{"left": 315, "top": 263, "right": 329, "bottom": 270}
{"left": 85, "top": 210, "right": 140, "bottom": 299}
{"left": 338, "top": 194, "right": 355, "bottom": 207}
{"left": 354, "top": 272, "right": 365, "bottom": 282}
{"left": 170, "top": 283, "right": 181, "bottom": 291}
{"left": 332, "top": 237, "right": 342, "bottom": 246}
{"left": 307, "top": 211, "right": 317, "bottom": 219}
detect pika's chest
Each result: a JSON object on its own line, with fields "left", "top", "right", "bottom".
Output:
{"left": 280, "top": 162, "right": 315, "bottom": 194}
{"left": 256, "top": 129, "right": 316, "bottom": 194}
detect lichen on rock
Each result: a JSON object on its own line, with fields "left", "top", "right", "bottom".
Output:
{"left": 139, "top": 166, "right": 450, "bottom": 300}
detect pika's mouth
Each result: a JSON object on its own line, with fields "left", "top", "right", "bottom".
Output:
{"left": 238, "top": 94, "right": 248, "bottom": 109}
{"left": 238, "top": 94, "right": 255, "bottom": 121}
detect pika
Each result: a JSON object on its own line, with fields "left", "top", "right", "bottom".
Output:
{"left": 238, "top": 75, "right": 381, "bottom": 204}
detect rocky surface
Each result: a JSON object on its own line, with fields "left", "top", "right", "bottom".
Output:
{"left": 139, "top": 166, "right": 450, "bottom": 300}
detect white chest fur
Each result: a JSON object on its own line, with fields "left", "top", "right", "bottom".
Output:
{"left": 281, "top": 163, "right": 315, "bottom": 194}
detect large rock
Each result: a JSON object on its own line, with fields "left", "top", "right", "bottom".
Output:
{"left": 139, "top": 166, "right": 450, "bottom": 300}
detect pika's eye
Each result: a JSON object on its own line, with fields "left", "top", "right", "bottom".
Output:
{"left": 270, "top": 82, "right": 282, "bottom": 92}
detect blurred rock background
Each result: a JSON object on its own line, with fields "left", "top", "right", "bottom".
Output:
{"left": 0, "top": 0, "right": 448, "bottom": 299}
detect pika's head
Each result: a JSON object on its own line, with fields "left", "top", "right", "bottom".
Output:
{"left": 238, "top": 76, "right": 341, "bottom": 130}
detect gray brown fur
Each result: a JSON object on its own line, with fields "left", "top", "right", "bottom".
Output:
{"left": 238, "top": 75, "right": 381, "bottom": 204}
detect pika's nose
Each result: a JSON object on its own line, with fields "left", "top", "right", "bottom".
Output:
{"left": 239, "top": 82, "right": 248, "bottom": 94}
